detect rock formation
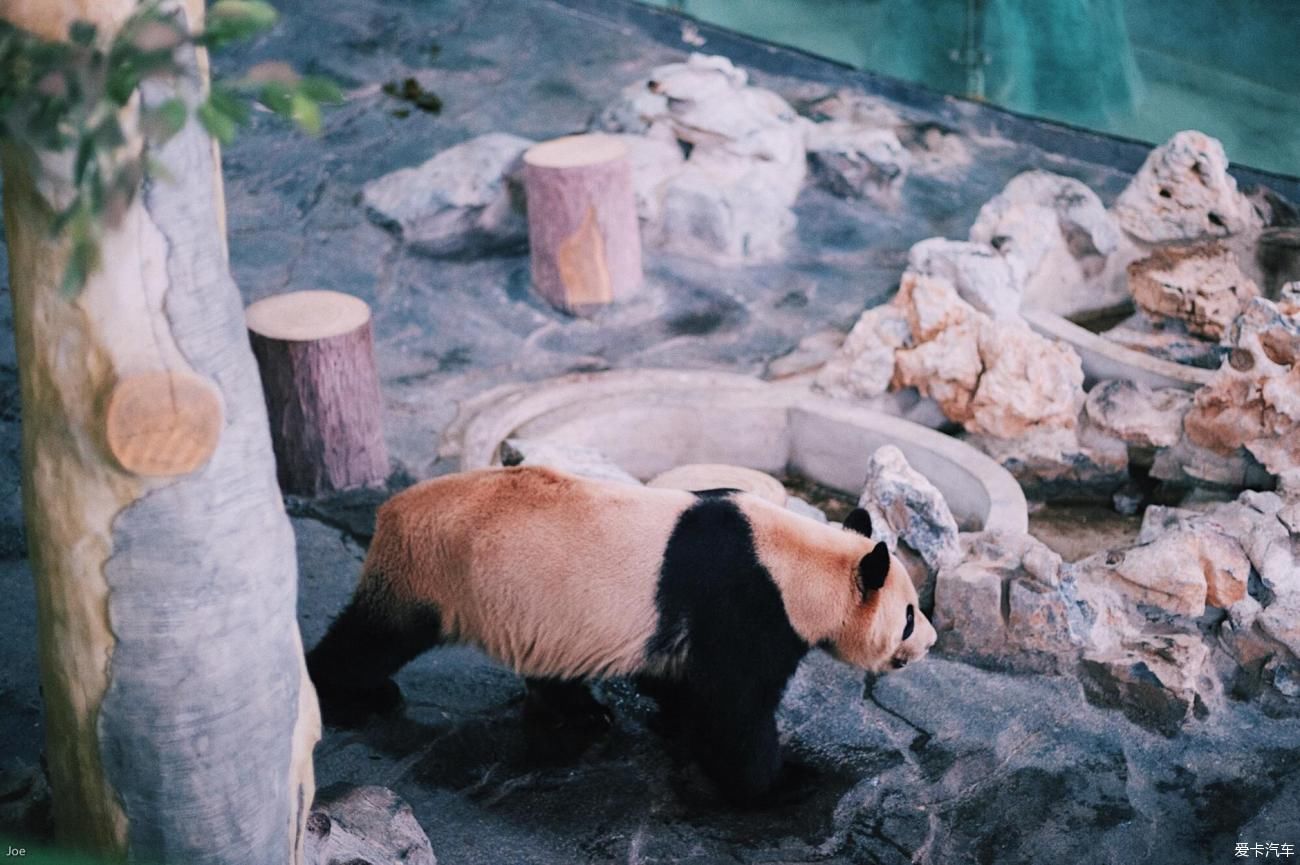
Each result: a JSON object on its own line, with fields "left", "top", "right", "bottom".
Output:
{"left": 969, "top": 170, "right": 1130, "bottom": 316}
{"left": 362, "top": 133, "right": 533, "bottom": 256}
{"left": 1127, "top": 243, "right": 1260, "bottom": 341}
{"left": 1111, "top": 130, "right": 1264, "bottom": 244}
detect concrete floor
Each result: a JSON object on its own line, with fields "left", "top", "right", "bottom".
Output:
{"left": 2, "top": 1, "right": 1300, "bottom": 862}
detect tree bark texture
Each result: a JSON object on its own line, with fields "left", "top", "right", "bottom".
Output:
{"left": 523, "top": 134, "right": 642, "bottom": 314}
{"left": 247, "top": 290, "right": 389, "bottom": 497}
{"left": 0, "top": 2, "right": 318, "bottom": 862}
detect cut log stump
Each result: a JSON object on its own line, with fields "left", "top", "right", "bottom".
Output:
{"left": 523, "top": 134, "right": 642, "bottom": 315}
{"left": 247, "top": 290, "right": 388, "bottom": 496}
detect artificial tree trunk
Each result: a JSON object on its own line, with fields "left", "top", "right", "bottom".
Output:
{"left": 0, "top": 2, "right": 318, "bottom": 863}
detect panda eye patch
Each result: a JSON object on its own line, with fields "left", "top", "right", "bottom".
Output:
{"left": 902, "top": 604, "right": 914, "bottom": 641}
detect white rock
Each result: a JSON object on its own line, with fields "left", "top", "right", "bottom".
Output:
{"left": 967, "top": 317, "right": 1085, "bottom": 438}
{"left": 859, "top": 445, "right": 961, "bottom": 577}
{"left": 1078, "top": 632, "right": 1212, "bottom": 735}
{"left": 1112, "top": 130, "right": 1263, "bottom": 243}
{"left": 907, "top": 238, "right": 1024, "bottom": 320}
{"left": 805, "top": 120, "right": 911, "bottom": 201}
{"left": 968, "top": 426, "right": 1128, "bottom": 493}
{"left": 307, "top": 785, "right": 436, "bottom": 865}
{"left": 362, "top": 133, "right": 533, "bottom": 256}
{"left": 499, "top": 438, "right": 641, "bottom": 485}
{"left": 1072, "top": 532, "right": 1209, "bottom": 617}
{"left": 814, "top": 302, "right": 911, "bottom": 399}
{"left": 612, "top": 133, "right": 686, "bottom": 224}
{"left": 649, "top": 165, "right": 796, "bottom": 262}
{"left": 597, "top": 53, "right": 807, "bottom": 207}
{"left": 1184, "top": 296, "right": 1300, "bottom": 477}
{"left": 1084, "top": 379, "right": 1191, "bottom": 449}
{"left": 970, "top": 170, "right": 1128, "bottom": 316}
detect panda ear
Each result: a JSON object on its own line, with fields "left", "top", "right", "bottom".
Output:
{"left": 844, "top": 507, "right": 873, "bottom": 538}
{"left": 856, "top": 543, "right": 890, "bottom": 598}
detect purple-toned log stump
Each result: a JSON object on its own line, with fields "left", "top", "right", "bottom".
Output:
{"left": 246, "top": 289, "right": 389, "bottom": 496}
{"left": 523, "top": 134, "right": 643, "bottom": 315}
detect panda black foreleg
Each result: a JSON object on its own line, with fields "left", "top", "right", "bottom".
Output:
{"left": 306, "top": 583, "right": 442, "bottom": 727}
{"left": 522, "top": 678, "right": 613, "bottom": 732}
{"left": 686, "top": 685, "right": 783, "bottom": 806}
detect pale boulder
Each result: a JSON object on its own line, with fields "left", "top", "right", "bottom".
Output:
{"left": 362, "top": 133, "right": 534, "bottom": 256}
{"left": 858, "top": 445, "right": 961, "bottom": 580}
{"left": 907, "top": 237, "right": 1024, "bottom": 320}
{"left": 1128, "top": 243, "right": 1260, "bottom": 341}
{"left": 1111, "top": 130, "right": 1264, "bottom": 243}
{"left": 1084, "top": 379, "right": 1191, "bottom": 449}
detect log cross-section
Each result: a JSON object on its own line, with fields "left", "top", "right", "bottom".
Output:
{"left": 247, "top": 290, "right": 389, "bottom": 497}
{"left": 523, "top": 134, "right": 643, "bottom": 314}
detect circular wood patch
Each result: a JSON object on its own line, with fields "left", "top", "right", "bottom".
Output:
{"left": 245, "top": 290, "right": 372, "bottom": 342}
{"left": 106, "top": 371, "right": 223, "bottom": 477}
{"left": 524, "top": 134, "right": 627, "bottom": 169}
{"left": 647, "top": 463, "right": 788, "bottom": 505}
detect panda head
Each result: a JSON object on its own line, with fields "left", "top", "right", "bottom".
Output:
{"left": 828, "top": 507, "right": 937, "bottom": 674}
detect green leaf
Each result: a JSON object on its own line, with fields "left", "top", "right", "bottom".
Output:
{"left": 258, "top": 81, "right": 293, "bottom": 116}
{"left": 197, "top": 100, "right": 238, "bottom": 145}
{"left": 142, "top": 97, "right": 187, "bottom": 142}
{"left": 298, "top": 75, "right": 342, "bottom": 105}
{"left": 202, "top": 0, "right": 279, "bottom": 46}
{"left": 289, "top": 91, "right": 321, "bottom": 135}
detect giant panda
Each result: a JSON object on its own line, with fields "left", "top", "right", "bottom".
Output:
{"left": 306, "top": 465, "right": 936, "bottom": 803}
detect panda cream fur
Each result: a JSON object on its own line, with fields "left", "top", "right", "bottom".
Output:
{"left": 307, "top": 465, "right": 936, "bottom": 802}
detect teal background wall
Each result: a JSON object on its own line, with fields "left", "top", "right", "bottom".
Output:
{"left": 644, "top": 0, "right": 1300, "bottom": 177}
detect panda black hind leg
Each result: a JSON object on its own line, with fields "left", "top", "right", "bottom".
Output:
{"left": 522, "top": 678, "right": 613, "bottom": 732}
{"left": 306, "top": 579, "right": 443, "bottom": 727}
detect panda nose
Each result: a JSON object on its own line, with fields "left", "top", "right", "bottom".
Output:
{"left": 891, "top": 656, "right": 908, "bottom": 670}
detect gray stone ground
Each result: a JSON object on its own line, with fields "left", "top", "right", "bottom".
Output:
{"left": 2, "top": 0, "right": 1300, "bottom": 862}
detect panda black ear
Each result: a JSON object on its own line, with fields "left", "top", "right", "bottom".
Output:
{"left": 844, "top": 507, "right": 873, "bottom": 538}
{"left": 856, "top": 543, "right": 890, "bottom": 598}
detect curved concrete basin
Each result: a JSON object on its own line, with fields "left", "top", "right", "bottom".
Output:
{"left": 1024, "top": 308, "right": 1213, "bottom": 391}
{"left": 451, "top": 370, "right": 1028, "bottom": 534}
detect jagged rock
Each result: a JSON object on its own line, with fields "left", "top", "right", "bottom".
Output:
{"left": 1072, "top": 533, "right": 1208, "bottom": 617}
{"left": 969, "top": 170, "right": 1129, "bottom": 316}
{"left": 906, "top": 238, "right": 1023, "bottom": 319}
{"left": 805, "top": 121, "right": 911, "bottom": 201}
{"left": 888, "top": 273, "right": 1084, "bottom": 438}
{"left": 306, "top": 785, "right": 436, "bottom": 865}
{"left": 814, "top": 302, "right": 911, "bottom": 399}
{"left": 931, "top": 552, "right": 1005, "bottom": 661}
{"left": 1078, "top": 632, "right": 1211, "bottom": 736}
{"left": 1135, "top": 507, "right": 1249, "bottom": 608}
{"left": 362, "top": 133, "right": 533, "bottom": 256}
{"left": 500, "top": 438, "right": 641, "bottom": 485}
{"left": 932, "top": 530, "right": 1076, "bottom": 673}
{"left": 595, "top": 53, "right": 807, "bottom": 263}
{"left": 649, "top": 165, "right": 796, "bottom": 262}
{"left": 966, "top": 318, "right": 1085, "bottom": 438}
{"left": 613, "top": 132, "right": 686, "bottom": 224}
{"left": 1184, "top": 296, "right": 1300, "bottom": 476}
{"left": 1128, "top": 243, "right": 1260, "bottom": 341}
{"left": 859, "top": 446, "right": 961, "bottom": 598}
{"left": 1084, "top": 379, "right": 1191, "bottom": 449}
{"left": 967, "top": 425, "right": 1128, "bottom": 497}
{"left": 1136, "top": 496, "right": 1294, "bottom": 608}
{"left": 1111, "top": 130, "right": 1264, "bottom": 243}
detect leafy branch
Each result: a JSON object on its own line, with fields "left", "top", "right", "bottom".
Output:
{"left": 0, "top": 0, "right": 343, "bottom": 293}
